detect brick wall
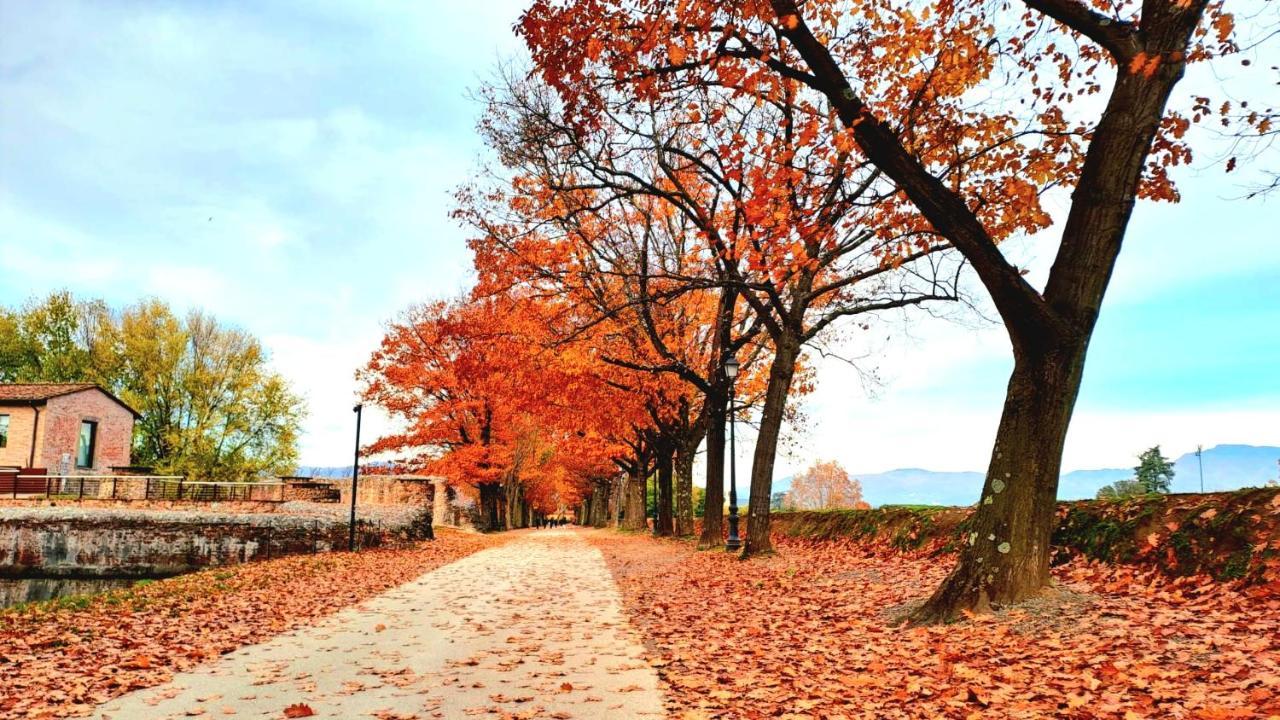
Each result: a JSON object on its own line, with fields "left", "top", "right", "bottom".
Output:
{"left": 0, "top": 406, "right": 39, "bottom": 468}
{"left": 39, "top": 390, "right": 134, "bottom": 474}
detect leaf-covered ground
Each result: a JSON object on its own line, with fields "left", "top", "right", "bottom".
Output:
{"left": 0, "top": 529, "right": 498, "bottom": 719}
{"left": 591, "top": 531, "right": 1280, "bottom": 720}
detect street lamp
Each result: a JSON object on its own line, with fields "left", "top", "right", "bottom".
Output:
{"left": 349, "top": 403, "right": 363, "bottom": 552}
{"left": 724, "top": 356, "right": 741, "bottom": 552}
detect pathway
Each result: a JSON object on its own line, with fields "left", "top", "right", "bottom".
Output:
{"left": 96, "top": 529, "right": 666, "bottom": 720}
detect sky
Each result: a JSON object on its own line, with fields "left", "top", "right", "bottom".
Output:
{"left": 1, "top": 1, "right": 1277, "bottom": 479}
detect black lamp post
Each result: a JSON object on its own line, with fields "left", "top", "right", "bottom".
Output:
{"left": 724, "top": 356, "right": 741, "bottom": 552}
{"left": 349, "top": 403, "right": 363, "bottom": 552}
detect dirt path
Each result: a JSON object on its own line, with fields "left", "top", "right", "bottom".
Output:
{"left": 96, "top": 529, "right": 666, "bottom": 720}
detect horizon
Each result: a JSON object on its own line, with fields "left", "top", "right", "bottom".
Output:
{"left": 300, "top": 442, "right": 1279, "bottom": 484}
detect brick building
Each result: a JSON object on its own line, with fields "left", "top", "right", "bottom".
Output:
{"left": 0, "top": 383, "right": 139, "bottom": 474}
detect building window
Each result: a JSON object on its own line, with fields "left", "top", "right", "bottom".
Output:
{"left": 0, "top": 414, "right": 8, "bottom": 449}
{"left": 77, "top": 420, "right": 98, "bottom": 469}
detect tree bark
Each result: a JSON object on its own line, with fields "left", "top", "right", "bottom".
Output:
{"left": 592, "top": 479, "right": 611, "bottom": 528}
{"left": 621, "top": 467, "right": 647, "bottom": 530}
{"left": 504, "top": 476, "right": 525, "bottom": 530}
{"left": 698, "top": 388, "right": 727, "bottom": 549}
{"left": 655, "top": 444, "right": 674, "bottom": 536}
{"left": 607, "top": 475, "right": 621, "bottom": 528}
{"left": 674, "top": 439, "right": 697, "bottom": 536}
{"left": 911, "top": 343, "right": 1085, "bottom": 621}
{"left": 478, "top": 482, "right": 503, "bottom": 532}
{"left": 741, "top": 339, "right": 799, "bottom": 557}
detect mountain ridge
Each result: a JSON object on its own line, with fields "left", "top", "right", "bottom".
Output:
{"left": 777, "top": 444, "right": 1279, "bottom": 507}
{"left": 296, "top": 445, "right": 1279, "bottom": 508}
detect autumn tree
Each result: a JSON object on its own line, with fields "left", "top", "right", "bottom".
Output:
{"left": 466, "top": 69, "right": 957, "bottom": 553}
{"left": 361, "top": 291, "right": 636, "bottom": 531}
{"left": 788, "top": 460, "right": 865, "bottom": 510}
{"left": 462, "top": 74, "right": 771, "bottom": 544}
{"left": 518, "top": 0, "right": 1273, "bottom": 619}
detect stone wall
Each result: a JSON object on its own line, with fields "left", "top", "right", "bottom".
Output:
{"left": 329, "top": 475, "right": 436, "bottom": 507}
{"left": 0, "top": 507, "right": 357, "bottom": 578}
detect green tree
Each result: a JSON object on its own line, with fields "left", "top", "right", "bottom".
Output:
{"left": 0, "top": 291, "right": 116, "bottom": 384}
{"left": 1134, "top": 446, "right": 1176, "bottom": 494}
{"left": 1096, "top": 479, "right": 1146, "bottom": 500}
{"left": 0, "top": 291, "right": 305, "bottom": 480}
{"left": 770, "top": 491, "right": 794, "bottom": 512}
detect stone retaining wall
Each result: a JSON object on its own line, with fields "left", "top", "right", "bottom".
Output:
{"left": 0, "top": 508, "right": 379, "bottom": 578}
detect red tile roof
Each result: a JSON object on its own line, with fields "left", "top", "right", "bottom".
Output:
{"left": 0, "top": 383, "right": 141, "bottom": 417}
{"left": 0, "top": 383, "right": 99, "bottom": 401}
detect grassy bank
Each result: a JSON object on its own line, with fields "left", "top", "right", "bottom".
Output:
{"left": 768, "top": 487, "right": 1280, "bottom": 588}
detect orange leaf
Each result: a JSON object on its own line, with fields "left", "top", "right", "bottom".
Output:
{"left": 283, "top": 703, "right": 316, "bottom": 718}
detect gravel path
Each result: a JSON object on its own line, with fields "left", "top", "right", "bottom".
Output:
{"left": 95, "top": 529, "right": 666, "bottom": 720}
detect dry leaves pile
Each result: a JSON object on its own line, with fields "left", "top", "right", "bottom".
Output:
{"left": 593, "top": 533, "right": 1280, "bottom": 720}
{"left": 0, "top": 530, "right": 497, "bottom": 719}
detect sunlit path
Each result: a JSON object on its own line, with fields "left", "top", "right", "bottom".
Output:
{"left": 97, "top": 529, "right": 665, "bottom": 720}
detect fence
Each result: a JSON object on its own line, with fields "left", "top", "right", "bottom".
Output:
{"left": 0, "top": 475, "right": 289, "bottom": 503}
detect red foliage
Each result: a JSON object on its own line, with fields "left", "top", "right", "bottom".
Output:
{"left": 592, "top": 532, "right": 1280, "bottom": 719}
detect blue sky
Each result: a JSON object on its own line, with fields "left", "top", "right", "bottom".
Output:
{"left": 2, "top": 1, "right": 1277, "bottom": 474}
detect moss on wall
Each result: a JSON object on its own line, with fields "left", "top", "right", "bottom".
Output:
{"left": 769, "top": 487, "right": 1280, "bottom": 586}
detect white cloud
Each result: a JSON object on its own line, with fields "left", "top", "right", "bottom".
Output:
{"left": 143, "top": 264, "right": 229, "bottom": 309}
{"left": 262, "top": 331, "right": 401, "bottom": 467}
{"left": 0, "top": 198, "right": 125, "bottom": 289}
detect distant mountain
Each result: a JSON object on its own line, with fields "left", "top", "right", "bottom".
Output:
{"left": 1169, "top": 444, "right": 1280, "bottom": 494}
{"left": 777, "top": 444, "right": 1278, "bottom": 507}
{"left": 301, "top": 445, "right": 1278, "bottom": 505}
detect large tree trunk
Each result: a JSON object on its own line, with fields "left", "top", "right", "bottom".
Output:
{"left": 697, "top": 389, "right": 727, "bottom": 549}
{"left": 911, "top": 342, "right": 1086, "bottom": 622}
{"left": 741, "top": 339, "right": 799, "bottom": 557}
{"left": 592, "top": 479, "right": 611, "bottom": 528}
{"left": 478, "top": 482, "right": 503, "bottom": 532}
{"left": 674, "top": 441, "right": 696, "bottom": 536}
{"left": 655, "top": 445, "right": 674, "bottom": 536}
{"left": 621, "top": 468, "right": 647, "bottom": 530}
{"left": 504, "top": 476, "right": 525, "bottom": 530}
{"left": 608, "top": 475, "right": 621, "bottom": 528}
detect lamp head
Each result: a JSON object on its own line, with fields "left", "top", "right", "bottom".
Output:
{"left": 724, "top": 356, "right": 740, "bottom": 379}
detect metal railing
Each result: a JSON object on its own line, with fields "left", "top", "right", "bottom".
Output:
{"left": 0, "top": 475, "right": 288, "bottom": 503}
